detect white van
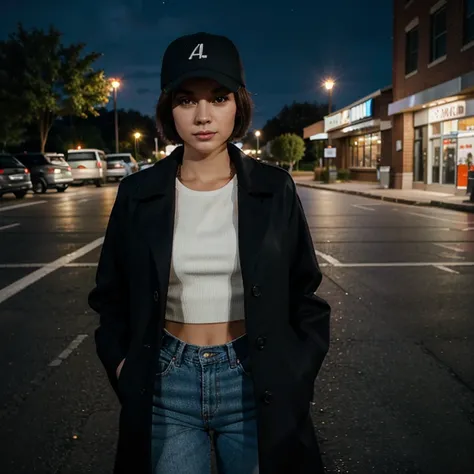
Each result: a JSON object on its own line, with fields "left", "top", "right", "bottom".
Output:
{"left": 66, "top": 149, "right": 108, "bottom": 187}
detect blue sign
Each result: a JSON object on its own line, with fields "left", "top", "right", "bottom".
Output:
{"left": 350, "top": 98, "right": 373, "bottom": 122}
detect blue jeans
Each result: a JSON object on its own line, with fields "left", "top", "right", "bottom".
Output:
{"left": 151, "top": 329, "right": 259, "bottom": 474}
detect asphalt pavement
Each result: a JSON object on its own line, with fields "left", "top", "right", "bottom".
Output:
{"left": 0, "top": 181, "right": 473, "bottom": 474}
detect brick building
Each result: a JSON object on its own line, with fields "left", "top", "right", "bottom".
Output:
{"left": 389, "top": 0, "right": 474, "bottom": 191}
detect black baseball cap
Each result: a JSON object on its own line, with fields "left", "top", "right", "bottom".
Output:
{"left": 160, "top": 32, "right": 246, "bottom": 94}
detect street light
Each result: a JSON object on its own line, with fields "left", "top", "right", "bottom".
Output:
{"left": 255, "top": 130, "right": 261, "bottom": 158}
{"left": 111, "top": 79, "right": 121, "bottom": 153}
{"left": 133, "top": 132, "right": 141, "bottom": 158}
{"left": 323, "top": 79, "right": 336, "bottom": 181}
{"left": 324, "top": 79, "right": 335, "bottom": 114}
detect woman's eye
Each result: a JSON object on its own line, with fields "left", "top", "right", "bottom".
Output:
{"left": 214, "top": 96, "right": 229, "bottom": 104}
{"left": 178, "top": 97, "right": 193, "bottom": 106}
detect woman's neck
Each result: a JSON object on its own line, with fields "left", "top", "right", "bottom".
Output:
{"left": 180, "top": 143, "right": 233, "bottom": 184}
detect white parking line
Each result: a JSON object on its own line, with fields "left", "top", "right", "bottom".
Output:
{"left": 0, "top": 237, "right": 104, "bottom": 305}
{"left": 0, "top": 263, "right": 99, "bottom": 268}
{"left": 48, "top": 334, "right": 88, "bottom": 367}
{"left": 433, "top": 243, "right": 465, "bottom": 253}
{"left": 462, "top": 227, "right": 474, "bottom": 231}
{"left": 433, "top": 265, "right": 459, "bottom": 274}
{"left": 352, "top": 204, "right": 375, "bottom": 211}
{"left": 315, "top": 250, "right": 341, "bottom": 266}
{"left": 0, "top": 223, "right": 20, "bottom": 231}
{"left": 0, "top": 201, "right": 47, "bottom": 212}
{"left": 406, "top": 211, "right": 467, "bottom": 225}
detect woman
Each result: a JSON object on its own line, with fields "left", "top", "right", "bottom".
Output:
{"left": 89, "top": 32, "right": 331, "bottom": 474}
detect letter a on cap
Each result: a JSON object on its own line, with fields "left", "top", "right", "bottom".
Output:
{"left": 188, "top": 43, "right": 207, "bottom": 60}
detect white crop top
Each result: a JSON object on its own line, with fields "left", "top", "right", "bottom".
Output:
{"left": 164, "top": 176, "right": 245, "bottom": 324}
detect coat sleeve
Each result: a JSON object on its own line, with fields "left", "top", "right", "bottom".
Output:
{"left": 287, "top": 178, "right": 331, "bottom": 379}
{"left": 88, "top": 182, "right": 130, "bottom": 395}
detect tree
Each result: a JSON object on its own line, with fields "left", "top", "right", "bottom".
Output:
{"left": 270, "top": 134, "right": 306, "bottom": 172}
{"left": 0, "top": 24, "right": 110, "bottom": 152}
{"left": 261, "top": 101, "right": 329, "bottom": 144}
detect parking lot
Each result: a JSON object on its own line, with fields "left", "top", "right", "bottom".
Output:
{"left": 0, "top": 181, "right": 473, "bottom": 474}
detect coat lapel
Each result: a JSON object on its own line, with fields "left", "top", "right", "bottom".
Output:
{"left": 132, "top": 144, "right": 275, "bottom": 315}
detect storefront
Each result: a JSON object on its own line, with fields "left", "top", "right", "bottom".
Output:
{"left": 412, "top": 99, "right": 474, "bottom": 190}
{"left": 319, "top": 87, "right": 393, "bottom": 182}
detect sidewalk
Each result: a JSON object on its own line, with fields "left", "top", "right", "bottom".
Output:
{"left": 293, "top": 176, "right": 474, "bottom": 213}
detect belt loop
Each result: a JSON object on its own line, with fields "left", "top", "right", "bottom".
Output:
{"left": 225, "top": 341, "right": 238, "bottom": 369}
{"left": 173, "top": 339, "right": 186, "bottom": 367}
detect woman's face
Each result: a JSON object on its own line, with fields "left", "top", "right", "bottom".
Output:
{"left": 172, "top": 78, "right": 237, "bottom": 153}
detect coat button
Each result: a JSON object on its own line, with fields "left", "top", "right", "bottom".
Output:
{"left": 256, "top": 336, "right": 267, "bottom": 350}
{"left": 262, "top": 390, "right": 273, "bottom": 405}
{"left": 140, "top": 388, "right": 147, "bottom": 395}
{"left": 143, "top": 344, "right": 151, "bottom": 349}
{"left": 251, "top": 285, "right": 261, "bottom": 297}
{"left": 153, "top": 290, "right": 159, "bottom": 302}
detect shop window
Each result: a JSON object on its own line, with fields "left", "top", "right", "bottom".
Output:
{"left": 405, "top": 26, "right": 419, "bottom": 74}
{"left": 430, "top": 5, "right": 447, "bottom": 62}
{"left": 464, "top": 0, "right": 474, "bottom": 45}
{"left": 349, "top": 134, "right": 378, "bottom": 168}
{"left": 458, "top": 117, "right": 474, "bottom": 131}
{"left": 443, "top": 120, "right": 458, "bottom": 134}
{"left": 431, "top": 122, "right": 442, "bottom": 135}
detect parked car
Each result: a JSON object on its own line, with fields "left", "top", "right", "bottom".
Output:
{"left": 15, "top": 152, "right": 73, "bottom": 193}
{"left": 66, "top": 149, "right": 107, "bottom": 187}
{"left": 105, "top": 153, "right": 139, "bottom": 181}
{"left": 0, "top": 153, "right": 32, "bottom": 199}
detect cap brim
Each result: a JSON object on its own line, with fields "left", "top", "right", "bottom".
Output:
{"left": 163, "top": 69, "right": 241, "bottom": 94}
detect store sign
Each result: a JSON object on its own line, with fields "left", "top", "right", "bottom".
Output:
{"left": 350, "top": 99, "right": 373, "bottom": 123}
{"left": 428, "top": 101, "right": 466, "bottom": 123}
{"left": 325, "top": 113, "right": 342, "bottom": 132}
{"left": 324, "top": 147, "right": 337, "bottom": 158}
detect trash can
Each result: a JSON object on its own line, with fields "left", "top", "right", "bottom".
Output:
{"left": 379, "top": 166, "right": 391, "bottom": 189}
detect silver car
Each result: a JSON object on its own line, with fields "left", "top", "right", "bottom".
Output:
{"left": 67, "top": 149, "right": 107, "bottom": 187}
{"left": 106, "top": 153, "right": 139, "bottom": 181}
{"left": 0, "top": 154, "right": 33, "bottom": 199}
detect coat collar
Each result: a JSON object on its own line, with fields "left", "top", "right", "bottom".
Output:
{"left": 133, "top": 143, "right": 273, "bottom": 201}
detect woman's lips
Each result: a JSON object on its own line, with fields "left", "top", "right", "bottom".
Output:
{"left": 194, "top": 132, "right": 216, "bottom": 141}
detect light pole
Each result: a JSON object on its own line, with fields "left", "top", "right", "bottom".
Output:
{"left": 323, "top": 79, "right": 335, "bottom": 180}
{"left": 134, "top": 132, "right": 141, "bottom": 158}
{"left": 255, "top": 130, "right": 261, "bottom": 159}
{"left": 111, "top": 80, "right": 121, "bottom": 153}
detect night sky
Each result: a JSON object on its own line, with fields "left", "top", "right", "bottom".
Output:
{"left": 1, "top": 0, "right": 393, "bottom": 129}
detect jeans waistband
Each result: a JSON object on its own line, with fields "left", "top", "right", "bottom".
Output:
{"left": 160, "top": 328, "right": 248, "bottom": 369}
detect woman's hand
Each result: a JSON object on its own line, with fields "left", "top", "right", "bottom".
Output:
{"left": 116, "top": 358, "right": 126, "bottom": 379}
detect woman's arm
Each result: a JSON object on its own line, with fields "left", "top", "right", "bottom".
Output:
{"left": 287, "top": 179, "right": 331, "bottom": 378}
{"left": 88, "top": 182, "right": 130, "bottom": 396}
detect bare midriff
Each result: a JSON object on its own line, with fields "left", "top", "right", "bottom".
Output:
{"left": 164, "top": 320, "right": 247, "bottom": 346}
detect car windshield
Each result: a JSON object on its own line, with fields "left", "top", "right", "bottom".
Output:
{"left": 67, "top": 152, "right": 96, "bottom": 162}
{"left": 0, "top": 155, "right": 23, "bottom": 168}
{"left": 107, "top": 154, "right": 131, "bottom": 163}
{"left": 46, "top": 155, "right": 67, "bottom": 165}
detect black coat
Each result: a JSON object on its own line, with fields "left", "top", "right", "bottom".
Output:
{"left": 88, "top": 143, "right": 331, "bottom": 474}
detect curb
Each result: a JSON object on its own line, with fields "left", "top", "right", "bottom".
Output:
{"left": 295, "top": 182, "right": 474, "bottom": 213}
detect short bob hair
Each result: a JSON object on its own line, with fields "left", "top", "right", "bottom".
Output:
{"left": 155, "top": 87, "right": 253, "bottom": 145}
